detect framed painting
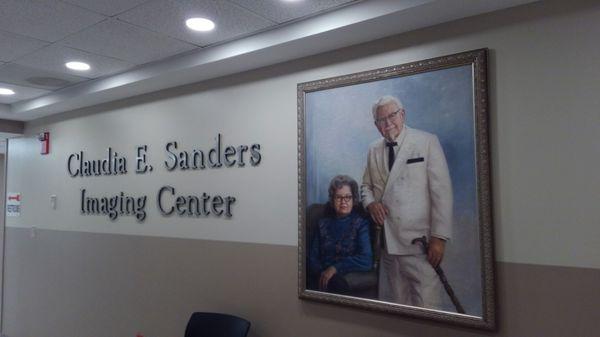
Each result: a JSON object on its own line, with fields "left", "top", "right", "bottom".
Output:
{"left": 298, "top": 49, "right": 495, "bottom": 329}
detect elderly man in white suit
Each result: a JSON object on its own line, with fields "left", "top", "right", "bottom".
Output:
{"left": 361, "top": 95, "right": 453, "bottom": 309}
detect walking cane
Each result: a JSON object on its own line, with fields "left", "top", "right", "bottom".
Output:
{"left": 412, "top": 236, "right": 466, "bottom": 314}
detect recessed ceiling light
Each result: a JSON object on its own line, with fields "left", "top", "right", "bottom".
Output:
{"left": 0, "top": 88, "right": 15, "bottom": 96}
{"left": 186, "top": 18, "right": 215, "bottom": 32}
{"left": 65, "top": 61, "right": 91, "bottom": 71}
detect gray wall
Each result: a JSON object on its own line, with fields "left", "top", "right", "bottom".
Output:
{"left": 0, "top": 153, "right": 4, "bottom": 330}
{"left": 3, "top": 0, "right": 600, "bottom": 336}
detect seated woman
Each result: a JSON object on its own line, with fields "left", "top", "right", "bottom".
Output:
{"left": 308, "top": 175, "right": 373, "bottom": 295}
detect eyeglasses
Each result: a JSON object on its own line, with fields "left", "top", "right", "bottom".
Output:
{"left": 334, "top": 195, "right": 353, "bottom": 203}
{"left": 374, "top": 109, "right": 402, "bottom": 125}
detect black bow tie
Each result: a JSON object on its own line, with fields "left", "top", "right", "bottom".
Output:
{"left": 386, "top": 141, "right": 397, "bottom": 171}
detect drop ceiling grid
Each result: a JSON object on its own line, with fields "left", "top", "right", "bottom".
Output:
{"left": 0, "top": 0, "right": 364, "bottom": 106}
{"left": 61, "top": 0, "right": 152, "bottom": 17}
{"left": 115, "top": 0, "right": 277, "bottom": 46}
{"left": 0, "top": 0, "right": 105, "bottom": 42}
{"left": 58, "top": 19, "right": 199, "bottom": 65}
{"left": 0, "top": 0, "right": 282, "bottom": 92}
{"left": 0, "top": 30, "right": 49, "bottom": 63}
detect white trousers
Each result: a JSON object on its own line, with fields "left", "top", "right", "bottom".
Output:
{"left": 378, "top": 250, "right": 442, "bottom": 310}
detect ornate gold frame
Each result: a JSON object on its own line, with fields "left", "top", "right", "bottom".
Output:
{"left": 297, "top": 49, "right": 495, "bottom": 330}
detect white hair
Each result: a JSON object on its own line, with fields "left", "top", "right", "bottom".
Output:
{"left": 372, "top": 95, "right": 404, "bottom": 119}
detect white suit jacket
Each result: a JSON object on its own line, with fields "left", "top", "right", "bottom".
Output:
{"left": 361, "top": 126, "right": 453, "bottom": 255}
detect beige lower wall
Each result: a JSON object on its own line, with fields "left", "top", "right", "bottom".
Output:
{"left": 3, "top": 227, "right": 599, "bottom": 337}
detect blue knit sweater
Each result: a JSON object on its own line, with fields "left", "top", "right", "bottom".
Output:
{"left": 308, "top": 211, "right": 373, "bottom": 275}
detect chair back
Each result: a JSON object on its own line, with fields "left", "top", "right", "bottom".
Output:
{"left": 184, "top": 312, "right": 250, "bottom": 337}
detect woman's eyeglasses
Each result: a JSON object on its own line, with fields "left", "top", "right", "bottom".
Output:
{"left": 334, "top": 195, "right": 353, "bottom": 203}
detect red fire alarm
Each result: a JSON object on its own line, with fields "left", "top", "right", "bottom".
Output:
{"left": 39, "top": 132, "right": 50, "bottom": 155}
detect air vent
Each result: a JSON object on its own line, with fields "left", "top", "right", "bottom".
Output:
{"left": 26, "top": 77, "right": 72, "bottom": 88}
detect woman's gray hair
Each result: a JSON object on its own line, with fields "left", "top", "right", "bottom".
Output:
{"left": 372, "top": 95, "right": 404, "bottom": 119}
{"left": 328, "top": 174, "right": 359, "bottom": 206}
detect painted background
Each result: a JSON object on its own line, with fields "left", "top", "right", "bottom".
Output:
{"left": 305, "top": 65, "right": 482, "bottom": 315}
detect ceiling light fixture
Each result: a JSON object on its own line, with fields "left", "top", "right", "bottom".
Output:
{"left": 0, "top": 88, "right": 15, "bottom": 96}
{"left": 65, "top": 61, "right": 91, "bottom": 71}
{"left": 186, "top": 18, "right": 215, "bottom": 32}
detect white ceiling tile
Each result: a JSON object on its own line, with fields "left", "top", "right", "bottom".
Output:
{"left": 14, "top": 45, "right": 134, "bottom": 79}
{"left": 229, "top": 0, "right": 358, "bottom": 23}
{"left": 0, "top": 0, "right": 105, "bottom": 42}
{"left": 117, "top": 0, "right": 275, "bottom": 46}
{"left": 0, "top": 81, "right": 51, "bottom": 104}
{"left": 60, "top": 19, "right": 198, "bottom": 65}
{"left": 0, "top": 30, "right": 49, "bottom": 62}
{"left": 0, "top": 63, "right": 89, "bottom": 90}
{"left": 62, "top": 0, "right": 150, "bottom": 16}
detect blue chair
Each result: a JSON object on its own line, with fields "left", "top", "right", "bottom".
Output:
{"left": 184, "top": 312, "right": 251, "bottom": 337}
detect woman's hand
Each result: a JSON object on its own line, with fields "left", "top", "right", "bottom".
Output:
{"left": 319, "top": 266, "right": 337, "bottom": 291}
